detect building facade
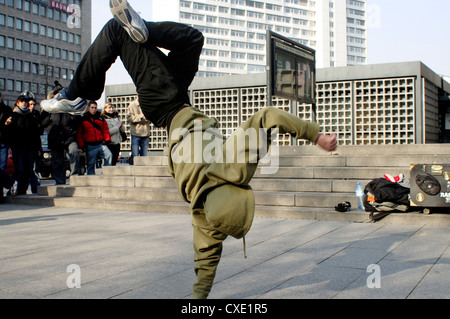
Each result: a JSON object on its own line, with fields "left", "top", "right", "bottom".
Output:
{"left": 0, "top": 0, "right": 91, "bottom": 105}
{"left": 105, "top": 61, "right": 450, "bottom": 155}
{"left": 152, "top": 0, "right": 367, "bottom": 77}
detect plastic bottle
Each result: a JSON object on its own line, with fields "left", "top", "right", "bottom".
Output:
{"left": 355, "top": 182, "right": 365, "bottom": 211}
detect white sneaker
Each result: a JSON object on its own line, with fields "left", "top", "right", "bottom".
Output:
{"left": 10, "top": 181, "right": 18, "bottom": 197}
{"left": 110, "top": 0, "right": 149, "bottom": 44}
{"left": 41, "top": 88, "right": 87, "bottom": 115}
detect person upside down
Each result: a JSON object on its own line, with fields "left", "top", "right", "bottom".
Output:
{"left": 41, "top": 0, "right": 338, "bottom": 299}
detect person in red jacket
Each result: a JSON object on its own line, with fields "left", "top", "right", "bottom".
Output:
{"left": 77, "top": 101, "right": 112, "bottom": 175}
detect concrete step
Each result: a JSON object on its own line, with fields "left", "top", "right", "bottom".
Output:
{"left": 100, "top": 164, "right": 410, "bottom": 180}
{"left": 129, "top": 152, "right": 450, "bottom": 169}
{"left": 253, "top": 166, "right": 410, "bottom": 179}
{"left": 39, "top": 185, "right": 184, "bottom": 203}
{"left": 38, "top": 184, "right": 360, "bottom": 209}
{"left": 8, "top": 195, "right": 448, "bottom": 227}
{"left": 277, "top": 144, "right": 450, "bottom": 156}
{"left": 68, "top": 175, "right": 369, "bottom": 193}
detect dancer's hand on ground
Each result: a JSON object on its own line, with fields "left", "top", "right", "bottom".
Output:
{"left": 316, "top": 133, "right": 338, "bottom": 152}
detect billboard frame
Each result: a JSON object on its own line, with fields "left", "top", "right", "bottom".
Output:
{"left": 266, "top": 30, "right": 316, "bottom": 115}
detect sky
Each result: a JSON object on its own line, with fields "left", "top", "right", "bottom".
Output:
{"left": 90, "top": 0, "right": 450, "bottom": 103}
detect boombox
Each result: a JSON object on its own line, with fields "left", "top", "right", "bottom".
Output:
{"left": 410, "top": 164, "right": 450, "bottom": 211}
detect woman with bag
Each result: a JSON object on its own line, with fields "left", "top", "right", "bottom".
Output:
{"left": 102, "top": 103, "right": 125, "bottom": 166}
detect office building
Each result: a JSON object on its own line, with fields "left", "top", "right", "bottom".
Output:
{"left": 152, "top": 0, "right": 367, "bottom": 77}
{"left": 0, "top": 0, "right": 92, "bottom": 105}
{"left": 106, "top": 61, "right": 450, "bottom": 155}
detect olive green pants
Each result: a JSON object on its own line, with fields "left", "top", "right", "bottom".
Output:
{"left": 167, "top": 106, "right": 320, "bottom": 299}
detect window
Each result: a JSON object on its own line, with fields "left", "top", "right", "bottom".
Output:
{"left": 32, "top": 42, "right": 38, "bottom": 54}
{"left": 15, "top": 60, "right": 22, "bottom": 72}
{"left": 7, "top": 37, "right": 14, "bottom": 49}
{"left": 24, "top": 20, "right": 30, "bottom": 32}
{"left": 15, "top": 39, "right": 22, "bottom": 50}
{"left": 7, "top": 16, "right": 14, "bottom": 28}
{"left": 7, "top": 58, "right": 14, "bottom": 70}
{"left": 32, "top": 22, "right": 39, "bottom": 34}
{"left": 7, "top": 79, "right": 14, "bottom": 91}
{"left": 31, "top": 63, "right": 38, "bottom": 74}
{"left": 23, "top": 40, "right": 30, "bottom": 52}
{"left": 16, "top": 18, "right": 22, "bottom": 30}
{"left": 40, "top": 25, "right": 46, "bottom": 36}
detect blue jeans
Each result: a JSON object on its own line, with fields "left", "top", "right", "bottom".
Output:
{"left": 130, "top": 135, "right": 149, "bottom": 165}
{"left": 86, "top": 144, "right": 112, "bottom": 175}
{"left": 0, "top": 144, "right": 9, "bottom": 171}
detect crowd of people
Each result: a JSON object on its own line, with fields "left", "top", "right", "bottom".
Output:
{"left": 0, "top": 84, "right": 146, "bottom": 201}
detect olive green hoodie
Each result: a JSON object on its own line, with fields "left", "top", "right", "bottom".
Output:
{"left": 167, "top": 106, "right": 320, "bottom": 299}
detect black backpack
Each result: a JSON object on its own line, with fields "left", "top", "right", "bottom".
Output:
{"left": 364, "top": 178, "right": 410, "bottom": 222}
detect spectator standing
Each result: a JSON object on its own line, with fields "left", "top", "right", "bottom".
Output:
{"left": 77, "top": 101, "right": 112, "bottom": 175}
{"left": 28, "top": 97, "right": 46, "bottom": 193}
{"left": 102, "top": 103, "right": 125, "bottom": 166}
{"left": 127, "top": 97, "right": 150, "bottom": 165}
{"left": 9, "top": 92, "right": 41, "bottom": 195}
{"left": 48, "top": 113, "right": 82, "bottom": 184}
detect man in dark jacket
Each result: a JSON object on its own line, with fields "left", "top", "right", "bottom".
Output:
{"left": 10, "top": 92, "right": 41, "bottom": 195}
{"left": 48, "top": 113, "right": 82, "bottom": 184}
{"left": 77, "top": 101, "right": 112, "bottom": 175}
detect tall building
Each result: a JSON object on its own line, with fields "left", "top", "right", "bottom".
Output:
{"left": 0, "top": 0, "right": 92, "bottom": 105}
{"left": 152, "top": 0, "right": 367, "bottom": 77}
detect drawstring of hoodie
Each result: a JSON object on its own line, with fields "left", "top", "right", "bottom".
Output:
{"left": 243, "top": 236, "right": 247, "bottom": 259}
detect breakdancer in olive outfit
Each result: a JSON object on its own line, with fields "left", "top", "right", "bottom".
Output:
{"left": 42, "top": 0, "right": 337, "bottom": 299}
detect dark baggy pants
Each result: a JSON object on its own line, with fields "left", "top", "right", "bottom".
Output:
{"left": 68, "top": 19, "right": 204, "bottom": 128}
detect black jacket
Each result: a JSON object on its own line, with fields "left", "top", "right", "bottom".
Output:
{"left": 10, "top": 107, "right": 41, "bottom": 150}
{"left": 0, "top": 101, "right": 13, "bottom": 145}
{"left": 48, "top": 113, "right": 82, "bottom": 150}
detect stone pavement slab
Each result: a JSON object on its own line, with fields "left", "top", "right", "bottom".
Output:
{"left": 0, "top": 204, "right": 448, "bottom": 300}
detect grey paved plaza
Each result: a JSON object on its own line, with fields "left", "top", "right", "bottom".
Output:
{"left": 0, "top": 204, "right": 449, "bottom": 300}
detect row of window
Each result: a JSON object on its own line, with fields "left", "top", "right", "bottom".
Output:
{"left": 198, "top": 60, "right": 266, "bottom": 72}
{"left": 181, "top": 0, "right": 312, "bottom": 11}
{"left": 181, "top": 5, "right": 314, "bottom": 19}
{"left": 0, "top": 77, "right": 72, "bottom": 96}
{"left": 0, "top": 36, "right": 82, "bottom": 62}
{"left": 195, "top": 25, "right": 314, "bottom": 48}
{"left": 0, "top": 0, "right": 80, "bottom": 24}
{"left": 1, "top": 56, "right": 75, "bottom": 79}
{"left": 0, "top": 14, "right": 82, "bottom": 45}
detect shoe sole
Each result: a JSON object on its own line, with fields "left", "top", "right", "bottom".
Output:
{"left": 110, "top": 0, "right": 148, "bottom": 43}
{"left": 41, "top": 97, "right": 87, "bottom": 115}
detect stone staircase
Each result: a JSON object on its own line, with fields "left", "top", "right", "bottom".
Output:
{"left": 8, "top": 144, "right": 450, "bottom": 224}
